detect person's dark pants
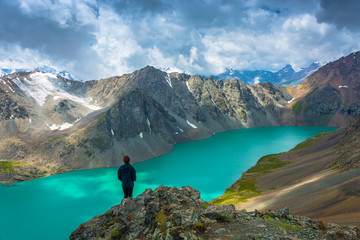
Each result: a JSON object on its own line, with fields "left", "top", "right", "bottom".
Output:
{"left": 122, "top": 186, "right": 133, "bottom": 198}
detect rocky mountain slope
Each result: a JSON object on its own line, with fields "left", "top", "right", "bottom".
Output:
{"left": 212, "top": 62, "right": 320, "bottom": 86}
{"left": 213, "top": 116, "right": 360, "bottom": 227}
{"left": 70, "top": 186, "right": 359, "bottom": 240}
{"left": 291, "top": 51, "right": 360, "bottom": 126}
{"left": 1, "top": 51, "right": 360, "bottom": 183}
{"left": 0, "top": 67, "right": 296, "bottom": 182}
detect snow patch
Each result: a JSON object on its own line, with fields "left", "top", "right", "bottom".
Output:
{"left": 165, "top": 73, "right": 173, "bottom": 88}
{"left": 253, "top": 77, "right": 261, "bottom": 84}
{"left": 13, "top": 72, "right": 101, "bottom": 110}
{"left": 53, "top": 96, "right": 63, "bottom": 100}
{"left": 186, "top": 81, "right": 192, "bottom": 93}
{"left": 177, "top": 127, "right": 184, "bottom": 132}
{"left": 139, "top": 132, "right": 143, "bottom": 138}
{"left": 111, "top": 129, "right": 115, "bottom": 136}
{"left": 287, "top": 98, "right": 295, "bottom": 103}
{"left": 292, "top": 65, "right": 302, "bottom": 72}
{"left": 47, "top": 118, "right": 81, "bottom": 131}
{"left": 47, "top": 122, "right": 73, "bottom": 131}
{"left": 339, "top": 85, "right": 348, "bottom": 88}
{"left": 147, "top": 118, "right": 152, "bottom": 133}
{"left": 74, "top": 118, "right": 81, "bottom": 123}
{"left": 161, "top": 66, "right": 184, "bottom": 73}
{"left": 186, "top": 120, "right": 198, "bottom": 129}
{"left": 1, "top": 79, "right": 15, "bottom": 92}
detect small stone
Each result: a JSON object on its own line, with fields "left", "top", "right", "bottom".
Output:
{"left": 246, "top": 233, "right": 256, "bottom": 239}
{"left": 215, "top": 228, "right": 228, "bottom": 233}
{"left": 166, "top": 221, "right": 172, "bottom": 228}
{"left": 152, "top": 228, "right": 160, "bottom": 238}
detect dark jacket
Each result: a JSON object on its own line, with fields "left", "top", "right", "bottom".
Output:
{"left": 117, "top": 164, "right": 136, "bottom": 187}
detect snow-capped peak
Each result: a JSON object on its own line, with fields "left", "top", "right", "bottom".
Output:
{"left": 0, "top": 68, "right": 28, "bottom": 77}
{"left": 35, "top": 65, "right": 58, "bottom": 74}
{"left": 12, "top": 72, "right": 100, "bottom": 110}
{"left": 292, "top": 65, "right": 303, "bottom": 72}
{"left": 160, "top": 66, "right": 185, "bottom": 73}
{"left": 1, "top": 65, "right": 77, "bottom": 81}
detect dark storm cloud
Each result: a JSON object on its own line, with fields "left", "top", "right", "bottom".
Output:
{"left": 106, "top": 0, "right": 319, "bottom": 29}
{"left": 317, "top": 0, "right": 360, "bottom": 31}
{"left": 107, "top": 0, "right": 251, "bottom": 29}
{"left": 0, "top": 1, "right": 96, "bottom": 62}
{"left": 102, "top": 0, "right": 169, "bottom": 15}
{"left": 1, "top": 0, "right": 360, "bottom": 80}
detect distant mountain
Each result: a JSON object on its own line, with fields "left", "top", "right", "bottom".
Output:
{"left": 212, "top": 62, "right": 321, "bottom": 86}
{"left": 0, "top": 68, "right": 28, "bottom": 77}
{"left": 291, "top": 51, "right": 360, "bottom": 126}
{"left": 0, "top": 67, "right": 295, "bottom": 183}
{"left": 0, "top": 65, "right": 77, "bottom": 81}
{"left": 1, "top": 51, "right": 360, "bottom": 184}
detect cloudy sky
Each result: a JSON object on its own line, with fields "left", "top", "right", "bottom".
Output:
{"left": 0, "top": 0, "right": 360, "bottom": 80}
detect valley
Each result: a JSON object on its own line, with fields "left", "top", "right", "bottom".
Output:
{"left": 1, "top": 51, "right": 360, "bottom": 184}
{"left": 1, "top": 49, "right": 360, "bottom": 239}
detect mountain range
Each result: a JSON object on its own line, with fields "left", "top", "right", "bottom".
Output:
{"left": 211, "top": 62, "right": 321, "bottom": 86}
{"left": 1, "top": 51, "right": 360, "bottom": 184}
{"left": 0, "top": 65, "right": 77, "bottom": 81}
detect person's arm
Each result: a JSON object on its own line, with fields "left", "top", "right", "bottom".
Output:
{"left": 132, "top": 167, "right": 136, "bottom": 182}
{"left": 118, "top": 168, "right": 122, "bottom": 181}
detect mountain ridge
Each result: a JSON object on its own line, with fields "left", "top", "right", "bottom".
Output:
{"left": 1, "top": 52, "right": 360, "bottom": 183}
{"left": 0, "top": 65, "right": 78, "bottom": 81}
{"left": 213, "top": 116, "right": 360, "bottom": 227}
{"left": 211, "top": 62, "right": 321, "bottom": 86}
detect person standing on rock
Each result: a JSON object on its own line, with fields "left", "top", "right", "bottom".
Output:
{"left": 118, "top": 156, "right": 136, "bottom": 198}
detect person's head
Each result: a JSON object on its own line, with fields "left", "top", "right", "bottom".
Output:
{"left": 123, "top": 155, "right": 130, "bottom": 164}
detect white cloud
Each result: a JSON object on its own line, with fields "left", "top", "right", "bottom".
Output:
{"left": 0, "top": 44, "right": 52, "bottom": 69}
{"left": 18, "top": 0, "right": 98, "bottom": 27}
{"left": 90, "top": 7, "right": 143, "bottom": 77}
{"left": 200, "top": 13, "right": 360, "bottom": 74}
{"left": 1, "top": 0, "right": 360, "bottom": 80}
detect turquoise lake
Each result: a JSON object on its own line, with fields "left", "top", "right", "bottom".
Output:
{"left": 0, "top": 126, "right": 336, "bottom": 240}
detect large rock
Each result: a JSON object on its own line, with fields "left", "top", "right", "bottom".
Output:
{"left": 70, "top": 186, "right": 359, "bottom": 240}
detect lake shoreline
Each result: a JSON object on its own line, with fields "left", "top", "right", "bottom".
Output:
{"left": 0, "top": 126, "right": 337, "bottom": 240}
{"left": 214, "top": 127, "right": 360, "bottom": 227}
{"left": 1, "top": 126, "right": 337, "bottom": 186}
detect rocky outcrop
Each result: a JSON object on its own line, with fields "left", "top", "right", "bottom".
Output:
{"left": 0, "top": 88, "right": 28, "bottom": 120}
{"left": 329, "top": 116, "right": 360, "bottom": 170}
{"left": 70, "top": 186, "right": 359, "bottom": 240}
{"left": 212, "top": 62, "right": 321, "bottom": 86}
{"left": 0, "top": 161, "right": 47, "bottom": 183}
{"left": 292, "top": 51, "right": 360, "bottom": 126}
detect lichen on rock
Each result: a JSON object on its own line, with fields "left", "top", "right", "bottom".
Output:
{"left": 70, "top": 186, "right": 360, "bottom": 240}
